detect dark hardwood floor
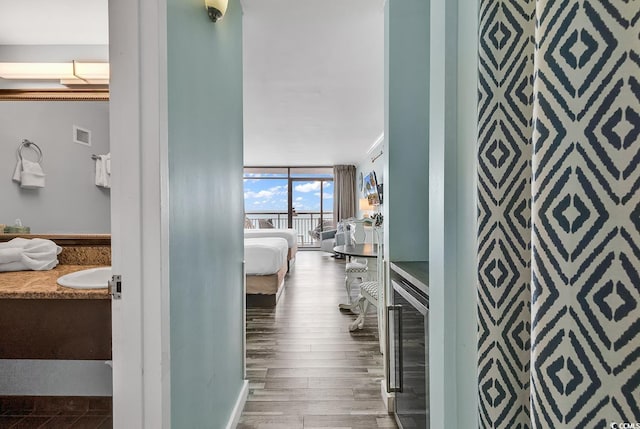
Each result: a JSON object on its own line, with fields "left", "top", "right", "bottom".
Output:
{"left": 239, "top": 251, "right": 397, "bottom": 429}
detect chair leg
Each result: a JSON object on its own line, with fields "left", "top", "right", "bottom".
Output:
{"left": 340, "top": 274, "right": 362, "bottom": 312}
{"left": 349, "top": 295, "right": 370, "bottom": 331}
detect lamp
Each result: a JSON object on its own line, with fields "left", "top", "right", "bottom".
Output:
{"left": 205, "top": 0, "right": 228, "bottom": 22}
{"left": 359, "top": 198, "right": 373, "bottom": 218}
{"left": 0, "top": 62, "right": 109, "bottom": 86}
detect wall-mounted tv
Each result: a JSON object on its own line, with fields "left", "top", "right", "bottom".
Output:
{"left": 364, "top": 171, "right": 382, "bottom": 205}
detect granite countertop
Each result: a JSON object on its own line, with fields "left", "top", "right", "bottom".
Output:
{"left": 0, "top": 234, "right": 110, "bottom": 246}
{"left": 0, "top": 265, "right": 110, "bottom": 299}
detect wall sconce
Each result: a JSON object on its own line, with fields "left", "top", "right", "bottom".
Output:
{"left": 0, "top": 61, "right": 109, "bottom": 86}
{"left": 205, "top": 0, "right": 228, "bottom": 22}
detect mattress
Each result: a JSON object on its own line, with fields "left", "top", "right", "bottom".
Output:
{"left": 244, "top": 237, "right": 288, "bottom": 275}
{"left": 244, "top": 229, "right": 298, "bottom": 248}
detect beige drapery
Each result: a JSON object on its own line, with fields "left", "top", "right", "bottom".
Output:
{"left": 333, "top": 165, "right": 356, "bottom": 223}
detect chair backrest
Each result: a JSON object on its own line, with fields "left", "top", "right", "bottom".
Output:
{"left": 373, "top": 227, "right": 384, "bottom": 283}
{"left": 345, "top": 218, "right": 374, "bottom": 245}
{"left": 258, "top": 219, "right": 275, "bottom": 228}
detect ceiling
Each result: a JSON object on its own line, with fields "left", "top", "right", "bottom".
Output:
{"left": 0, "top": 0, "right": 384, "bottom": 167}
{"left": 242, "top": 0, "right": 385, "bottom": 166}
{"left": 0, "top": 0, "right": 108, "bottom": 45}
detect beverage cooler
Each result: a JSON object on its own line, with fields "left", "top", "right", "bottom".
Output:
{"left": 387, "top": 262, "right": 429, "bottom": 429}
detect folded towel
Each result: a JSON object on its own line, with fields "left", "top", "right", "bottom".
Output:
{"left": 95, "top": 153, "right": 111, "bottom": 189}
{"left": 13, "top": 159, "right": 46, "bottom": 189}
{"left": 0, "top": 238, "right": 62, "bottom": 272}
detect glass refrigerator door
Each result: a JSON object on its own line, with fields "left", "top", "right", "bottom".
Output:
{"left": 393, "top": 281, "right": 429, "bottom": 429}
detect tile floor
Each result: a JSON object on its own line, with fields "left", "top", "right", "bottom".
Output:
{"left": 239, "top": 250, "right": 397, "bottom": 429}
{"left": 0, "top": 397, "right": 111, "bottom": 429}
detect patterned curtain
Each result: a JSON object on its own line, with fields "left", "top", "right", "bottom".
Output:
{"left": 478, "top": 1, "right": 639, "bottom": 427}
{"left": 333, "top": 165, "right": 357, "bottom": 223}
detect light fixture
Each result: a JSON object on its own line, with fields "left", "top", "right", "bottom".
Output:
{"left": 205, "top": 0, "right": 228, "bottom": 22}
{"left": 359, "top": 198, "right": 374, "bottom": 218}
{"left": 0, "top": 61, "right": 110, "bottom": 86}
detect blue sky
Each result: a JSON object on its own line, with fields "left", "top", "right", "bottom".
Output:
{"left": 244, "top": 179, "right": 333, "bottom": 212}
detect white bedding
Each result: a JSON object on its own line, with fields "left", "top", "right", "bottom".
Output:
{"left": 244, "top": 237, "right": 288, "bottom": 275}
{"left": 244, "top": 228, "right": 297, "bottom": 248}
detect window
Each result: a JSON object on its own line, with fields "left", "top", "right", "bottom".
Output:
{"left": 243, "top": 167, "right": 334, "bottom": 247}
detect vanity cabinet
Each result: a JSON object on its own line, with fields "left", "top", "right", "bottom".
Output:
{"left": 0, "top": 234, "right": 112, "bottom": 360}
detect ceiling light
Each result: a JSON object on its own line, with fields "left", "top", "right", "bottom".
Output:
{"left": 0, "top": 63, "right": 76, "bottom": 80}
{"left": 0, "top": 61, "right": 109, "bottom": 86}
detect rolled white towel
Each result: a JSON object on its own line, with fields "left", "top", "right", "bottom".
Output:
{"left": 0, "top": 238, "right": 62, "bottom": 272}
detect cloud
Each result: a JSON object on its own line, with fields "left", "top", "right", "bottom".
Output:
{"left": 244, "top": 190, "right": 274, "bottom": 199}
{"left": 294, "top": 181, "right": 322, "bottom": 193}
{"left": 296, "top": 196, "right": 303, "bottom": 201}
{"left": 244, "top": 185, "right": 287, "bottom": 200}
{"left": 323, "top": 193, "right": 333, "bottom": 199}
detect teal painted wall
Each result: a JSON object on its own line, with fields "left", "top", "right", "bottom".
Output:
{"left": 386, "top": 0, "right": 430, "bottom": 262}
{"left": 167, "top": 0, "right": 244, "bottom": 426}
{"left": 429, "top": 0, "right": 478, "bottom": 427}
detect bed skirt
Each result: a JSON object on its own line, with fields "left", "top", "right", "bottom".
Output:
{"left": 246, "top": 263, "right": 288, "bottom": 307}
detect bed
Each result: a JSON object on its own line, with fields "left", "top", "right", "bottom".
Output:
{"left": 244, "top": 237, "right": 289, "bottom": 307}
{"left": 243, "top": 228, "right": 298, "bottom": 270}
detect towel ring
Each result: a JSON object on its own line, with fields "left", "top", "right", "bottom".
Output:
{"left": 17, "top": 139, "right": 43, "bottom": 163}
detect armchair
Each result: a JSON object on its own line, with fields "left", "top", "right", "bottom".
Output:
{"left": 320, "top": 229, "right": 345, "bottom": 255}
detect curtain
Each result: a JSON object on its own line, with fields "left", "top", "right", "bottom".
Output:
{"left": 333, "top": 165, "right": 357, "bottom": 223}
{"left": 478, "top": 1, "right": 639, "bottom": 427}
{"left": 477, "top": 1, "right": 534, "bottom": 426}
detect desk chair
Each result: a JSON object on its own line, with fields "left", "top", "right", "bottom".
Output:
{"left": 341, "top": 219, "right": 375, "bottom": 311}
{"left": 349, "top": 227, "right": 383, "bottom": 332}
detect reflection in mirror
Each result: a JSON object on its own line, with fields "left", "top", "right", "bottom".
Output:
{"left": 0, "top": 98, "right": 110, "bottom": 234}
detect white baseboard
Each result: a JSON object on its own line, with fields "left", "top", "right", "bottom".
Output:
{"left": 226, "top": 379, "right": 249, "bottom": 429}
{"left": 380, "top": 379, "right": 395, "bottom": 413}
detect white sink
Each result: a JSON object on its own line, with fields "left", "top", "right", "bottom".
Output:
{"left": 57, "top": 267, "right": 112, "bottom": 289}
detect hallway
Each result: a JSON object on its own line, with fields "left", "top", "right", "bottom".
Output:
{"left": 239, "top": 251, "right": 396, "bottom": 429}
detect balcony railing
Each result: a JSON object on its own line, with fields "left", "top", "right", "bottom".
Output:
{"left": 245, "top": 211, "right": 334, "bottom": 247}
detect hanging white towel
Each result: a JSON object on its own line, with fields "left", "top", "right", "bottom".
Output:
{"left": 95, "top": 153, "right": 111, "bottom": 189}
{"left": 0, "top": 238, "right": 62, "bottom": 272}
{"left": 12, "top": 158, "right": 46, "bottom": 189}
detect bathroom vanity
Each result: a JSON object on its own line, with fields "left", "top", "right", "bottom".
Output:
{"left": 0, "top": 234, "right": 111, "bottom": 360}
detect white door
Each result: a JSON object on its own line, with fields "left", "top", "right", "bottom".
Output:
{"left": 109, "top": 0, "right": 170, "bottom": 426}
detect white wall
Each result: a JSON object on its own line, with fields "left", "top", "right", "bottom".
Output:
{"left": 0, "top": 101, "right": 110, "bottom": 233}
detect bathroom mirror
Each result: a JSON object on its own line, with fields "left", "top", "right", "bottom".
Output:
{"left": 0, "top": 97, "right": 111, "bottom": 234}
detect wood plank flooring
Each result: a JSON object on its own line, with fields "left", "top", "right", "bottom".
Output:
{"left": 239, "top": 251, "right": 397, "bottom": 429}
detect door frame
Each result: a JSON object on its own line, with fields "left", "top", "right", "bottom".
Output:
{"left": 109, "top": 0, "right": 170, "bottom": 426}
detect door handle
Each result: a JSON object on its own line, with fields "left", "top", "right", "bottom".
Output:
{"left": 386, "top": 305, "right": 403, "bottom": 393}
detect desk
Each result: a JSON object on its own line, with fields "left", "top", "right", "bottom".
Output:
{"left": 333, "top": 244, "right": 378, "bottom": 258}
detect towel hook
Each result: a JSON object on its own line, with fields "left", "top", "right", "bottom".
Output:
{"left": 17, "top": 139, "right": 43, "bottom": 163}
